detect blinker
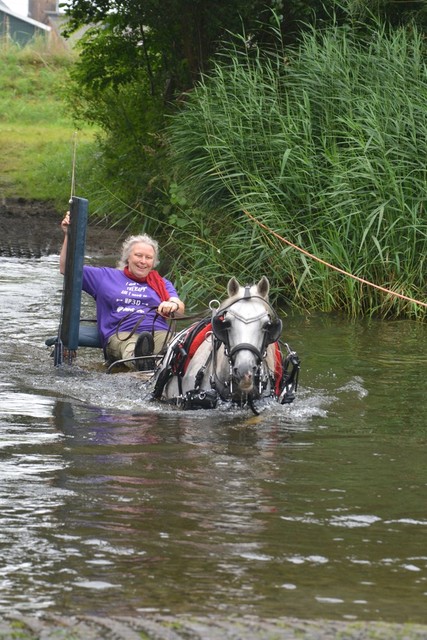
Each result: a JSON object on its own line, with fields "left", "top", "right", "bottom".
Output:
{"left": 265, "top": 317, "right": 283, "bottom": 344}
{"left": 212, "top": 314, "right": 231, "bottom": 343}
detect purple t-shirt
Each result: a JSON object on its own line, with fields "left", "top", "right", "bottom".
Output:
{"left": 82, "top": 266, "right": 178, "bottom": 347}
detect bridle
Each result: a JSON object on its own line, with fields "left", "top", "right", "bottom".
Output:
{"left": 211, "top": 289, "right": 282, "bottom": 355}
{"left": 208, "top": 291, "right": 282, "bottom": 407}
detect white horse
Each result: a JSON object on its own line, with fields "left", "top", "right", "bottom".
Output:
{"left": 149, "top": 276, "right": 300, "bottom": 414}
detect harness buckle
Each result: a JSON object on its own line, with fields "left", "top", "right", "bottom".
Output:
{"left": 182, "top": 388, "right": 219, "bottom": 410}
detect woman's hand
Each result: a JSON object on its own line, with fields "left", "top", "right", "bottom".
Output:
{"left": 61, "top": 212, "right": 70, "bottom": 234}
{"left": 157, "top": 300, "right": 180, "bottom": 318}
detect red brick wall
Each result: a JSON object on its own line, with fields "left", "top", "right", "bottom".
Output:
{"left": 28, "top": 0, "right": 57, "bottom": 24}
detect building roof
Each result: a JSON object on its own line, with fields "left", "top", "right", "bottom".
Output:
{"left": 0, "top": 0, "right": 50, "bottom": 31}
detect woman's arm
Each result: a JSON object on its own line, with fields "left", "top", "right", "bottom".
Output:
{"left": 59, "top": 211, "right": 70, "bottom": 274}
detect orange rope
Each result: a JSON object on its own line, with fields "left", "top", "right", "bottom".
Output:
{"left": 242, "top": 209, "right": 427, "bottom": 309}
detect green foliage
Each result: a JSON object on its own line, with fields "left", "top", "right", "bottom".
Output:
{"left": 61, "top": 1, "right": 303, "bottom": 231}
{"left": 63, "top": 0, "right": 291, "bottom": 92}
{"left": 343, "top": 0, "right": 427, "bottom": 31}
{"left": 61, "top": 0, "right": 427, "bottom": 266}
{"left": 166, "top": 21, "right": 427, "bottom": 319}
{"left": 64, "top": 74, "right": 170, "bottom": 228}
{"left": 2, "top": 13, "right": 426, "bottom": 319}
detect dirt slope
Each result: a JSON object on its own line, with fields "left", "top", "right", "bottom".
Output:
{"left": 0, "top": 198, "right": 123, "bottom": 258}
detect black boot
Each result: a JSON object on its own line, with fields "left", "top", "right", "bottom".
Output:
{"left": 134, "top": 331, "right": 155, "bottom": 371}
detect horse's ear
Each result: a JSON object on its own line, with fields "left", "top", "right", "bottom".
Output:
{"left": 227, "top": 277, "right": 240, "bottom": 297}
{"left": 257, "top": 276, "right": 270, "bottom": 299}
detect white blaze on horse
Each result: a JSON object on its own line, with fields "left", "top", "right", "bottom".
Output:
{"left": 150, "top": 276, "right": 300, "bottom": 414}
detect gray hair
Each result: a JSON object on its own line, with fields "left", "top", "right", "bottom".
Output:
{"left": 118, "top": 234, "right": 159, "bottom": 268}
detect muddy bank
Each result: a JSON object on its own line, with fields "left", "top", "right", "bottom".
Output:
{"left": 0, "top": 197, "right": 123, "bottom": 258}
{"left": 0, "top": 614, "right": 427, "bottom": 640}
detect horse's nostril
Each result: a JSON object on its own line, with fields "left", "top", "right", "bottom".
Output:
{"left": 233, "top": 368, "right": 253, "bottom": 381}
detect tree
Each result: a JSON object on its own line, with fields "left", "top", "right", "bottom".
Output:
{"left": 63, "top": 0, "right": 427, "bottom": 103}
{"left": 62, "top": 0, "right": 300, "bottom": 226}
{"left": 63, "top": 0, "right": 294, "bottom": 98}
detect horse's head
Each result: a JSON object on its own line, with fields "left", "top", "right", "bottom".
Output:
{"left": 212, "top": 277, "right": 282, "bottom": 397}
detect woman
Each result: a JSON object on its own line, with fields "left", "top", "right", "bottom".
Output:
{"left": 60, "top": 212, "right": 185, "bottom": 369}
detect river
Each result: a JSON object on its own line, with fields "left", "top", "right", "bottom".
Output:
{"left": 0, "top": 254, "right": 426, "bottom": 624}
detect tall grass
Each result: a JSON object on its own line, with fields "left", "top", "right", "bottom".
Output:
{"left": 167, "top": 22, "right": 427, "bottom": 318}
{"left": 0, "top": 37, "right": 98, "bottom": 206}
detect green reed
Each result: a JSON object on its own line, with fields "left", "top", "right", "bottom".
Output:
{"left": 167, "top": 22, "right": 427, "bottom": 318}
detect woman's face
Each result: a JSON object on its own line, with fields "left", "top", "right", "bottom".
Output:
{"left": 127, "top": 242, "right": 155, "bottom": 279}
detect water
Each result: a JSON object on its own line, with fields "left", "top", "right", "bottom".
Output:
{"left": 0, "top": 255, "right": 426, "bottom": 623}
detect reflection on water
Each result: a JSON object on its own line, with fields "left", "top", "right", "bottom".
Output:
{"left": 0, "top": 256, "right": 426, "bottom": 622}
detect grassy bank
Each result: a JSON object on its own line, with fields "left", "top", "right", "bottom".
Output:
{"left": 0, "top": 37, "right": 97, "bottom": 207}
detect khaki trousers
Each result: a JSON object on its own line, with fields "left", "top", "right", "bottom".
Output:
{"left": 106, "top": 331, "right": 168, "bottom": 369}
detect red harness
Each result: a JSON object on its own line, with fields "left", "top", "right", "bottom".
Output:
{"left": 274, "top": 342, "right": 283, "bottom": 395}
{"left": 183, "top": 322, "right": 212, "bottom": 373}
